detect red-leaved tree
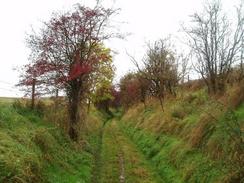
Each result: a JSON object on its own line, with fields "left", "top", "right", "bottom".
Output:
{"left": 17, "top": 62, "right": 53, "bottom": 109}
{"left": 26, "top": 4, "right": 118, "bottom": 140}
{"left": 119, "top": 72, "right": 150, "bottom": 109}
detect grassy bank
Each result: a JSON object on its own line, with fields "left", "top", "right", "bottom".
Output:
{"left": 0, "top": 100, "right": 94, "bottom": 183}
{"left": 120, "top": 88, "right": 244, "bottom": 182}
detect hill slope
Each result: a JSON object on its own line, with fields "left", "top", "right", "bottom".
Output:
{"left": 119, "top": 89, "right": 244, "bottom": 182}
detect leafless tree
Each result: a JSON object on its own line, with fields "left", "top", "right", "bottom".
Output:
{"left": 239, "top": 36, "right": 244, "bottom": 82}
{"left": 183, "top": 0, "right": 244, "bottom": 94}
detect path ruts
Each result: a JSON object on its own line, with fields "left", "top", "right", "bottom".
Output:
{"left": 99, "top": 120, "right": 163, "bottom": 183}
{"left": 91, "top": 126, "right": 104, "bottom": 183}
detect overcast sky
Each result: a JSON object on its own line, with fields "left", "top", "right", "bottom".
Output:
{"left": 0, "top": 0, "right": 240, "bottom": 97}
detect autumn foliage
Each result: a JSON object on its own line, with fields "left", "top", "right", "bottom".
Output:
{"left": 22, "top": 4, "right": 118, "bottom": 140}
{"left": 119, "top": 72, "right": 151, "bottom": 108}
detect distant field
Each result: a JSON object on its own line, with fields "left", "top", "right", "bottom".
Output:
{"left": 0, "top": 97, "right": 18, "bottom": 104}
{"left": 0, "top": 97, "right": 56, "bottom": 105}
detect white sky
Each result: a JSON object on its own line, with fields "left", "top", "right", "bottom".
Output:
{"left": 0, "top": 0, "right": 240, "bottom": 97}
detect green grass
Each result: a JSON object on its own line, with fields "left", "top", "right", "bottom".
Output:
{"left": 101, "top": 120, "right": 162, "bottom": 183}
{"left": 100, "top": 121, "right": 120, "bottom": 183}
{"left": 121, "top": 123, "right": 225, "bottom": 183}
{"left": 235, "top": 103, "right": 244, "bottom": 119}
{"left": 1, "top": 89, "right": 243, "bottom": 182}
{"left": 0, "top": 102, "right": 93, "bottom": 183}
{"left": 119, "top": 88, "right": 242, "bottom": 182}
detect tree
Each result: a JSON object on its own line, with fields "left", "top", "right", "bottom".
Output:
{"left": 119, "top": 72, "right": 140, "bottom": 108}
{"left": 183, "top": 0, "right": 244, "bottom": 94}
{"left": 93, "top": 80, "right": 114, "bottom": 116}
{"left": 119, "top": 72, "right": 151, "bottom": 109}
{"left": 17, "top": 62, "right": 50, "bottom": 109}
{"left": 26, "top": 3, "right": 118, "bottom": 141}
{"left": 109, "top": 85, "right": 121, "bottom": 109}
{"left": 239, "top": 36, "right": 244, "bottom": 82}
{"left": 136, "top": 73, "right": 151, "bottom": 107}
{"left": 131, "top": 38, "right": 185, "bottom": 110}
{"left": 86, "top": 46, "right": 115, "bottom": 113}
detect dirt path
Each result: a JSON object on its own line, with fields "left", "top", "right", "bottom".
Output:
{"left": 99, "top": 120, "right": 163, "bottom": 183}
{"left": 91, "top": 126, "right": 104, "bottom": 183}
{"left": 118, "top": 150, "right": 125, "bottom": 183}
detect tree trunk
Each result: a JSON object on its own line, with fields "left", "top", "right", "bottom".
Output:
{"left": 68, "top": 96, "right": 81, "bottom": 141}
{"left": 55, "top": 88, "right": 59, "bottom": 98}
{"left": 158, "top": 96, "right": 164, "bottom": 111}
{"left": 239, "top": 50, "right": 243, "bottom": 82}
{"left": 54, "top": 88, "right": 59, "bottom": 111}
{"left": 87, "top": 98, "right": 91, "bottom": 114}
{"left": 68, "top": 83, "right": 82, "bottom": 141}
{"left": 31, "top": 79, "right": 36, "bottom": 110}
{"left": 140, "top": 89, "right": 146, "bottom": 109}
{"left": 142, "top": 99, "right": 146, "bottom": 109}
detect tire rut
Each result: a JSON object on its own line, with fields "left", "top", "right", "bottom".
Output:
{"left": 91, "top": 126, "right": 104, "bottom": 183}
{"left": 101, "top": 120, "right": 163, "bottom": 183}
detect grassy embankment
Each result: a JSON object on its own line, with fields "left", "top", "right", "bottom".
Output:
{"left": 119, "top": 86, "right": 244, "bottom": 183}
{"left": 0, "top": 98, "right": 102, "bottom": 183}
